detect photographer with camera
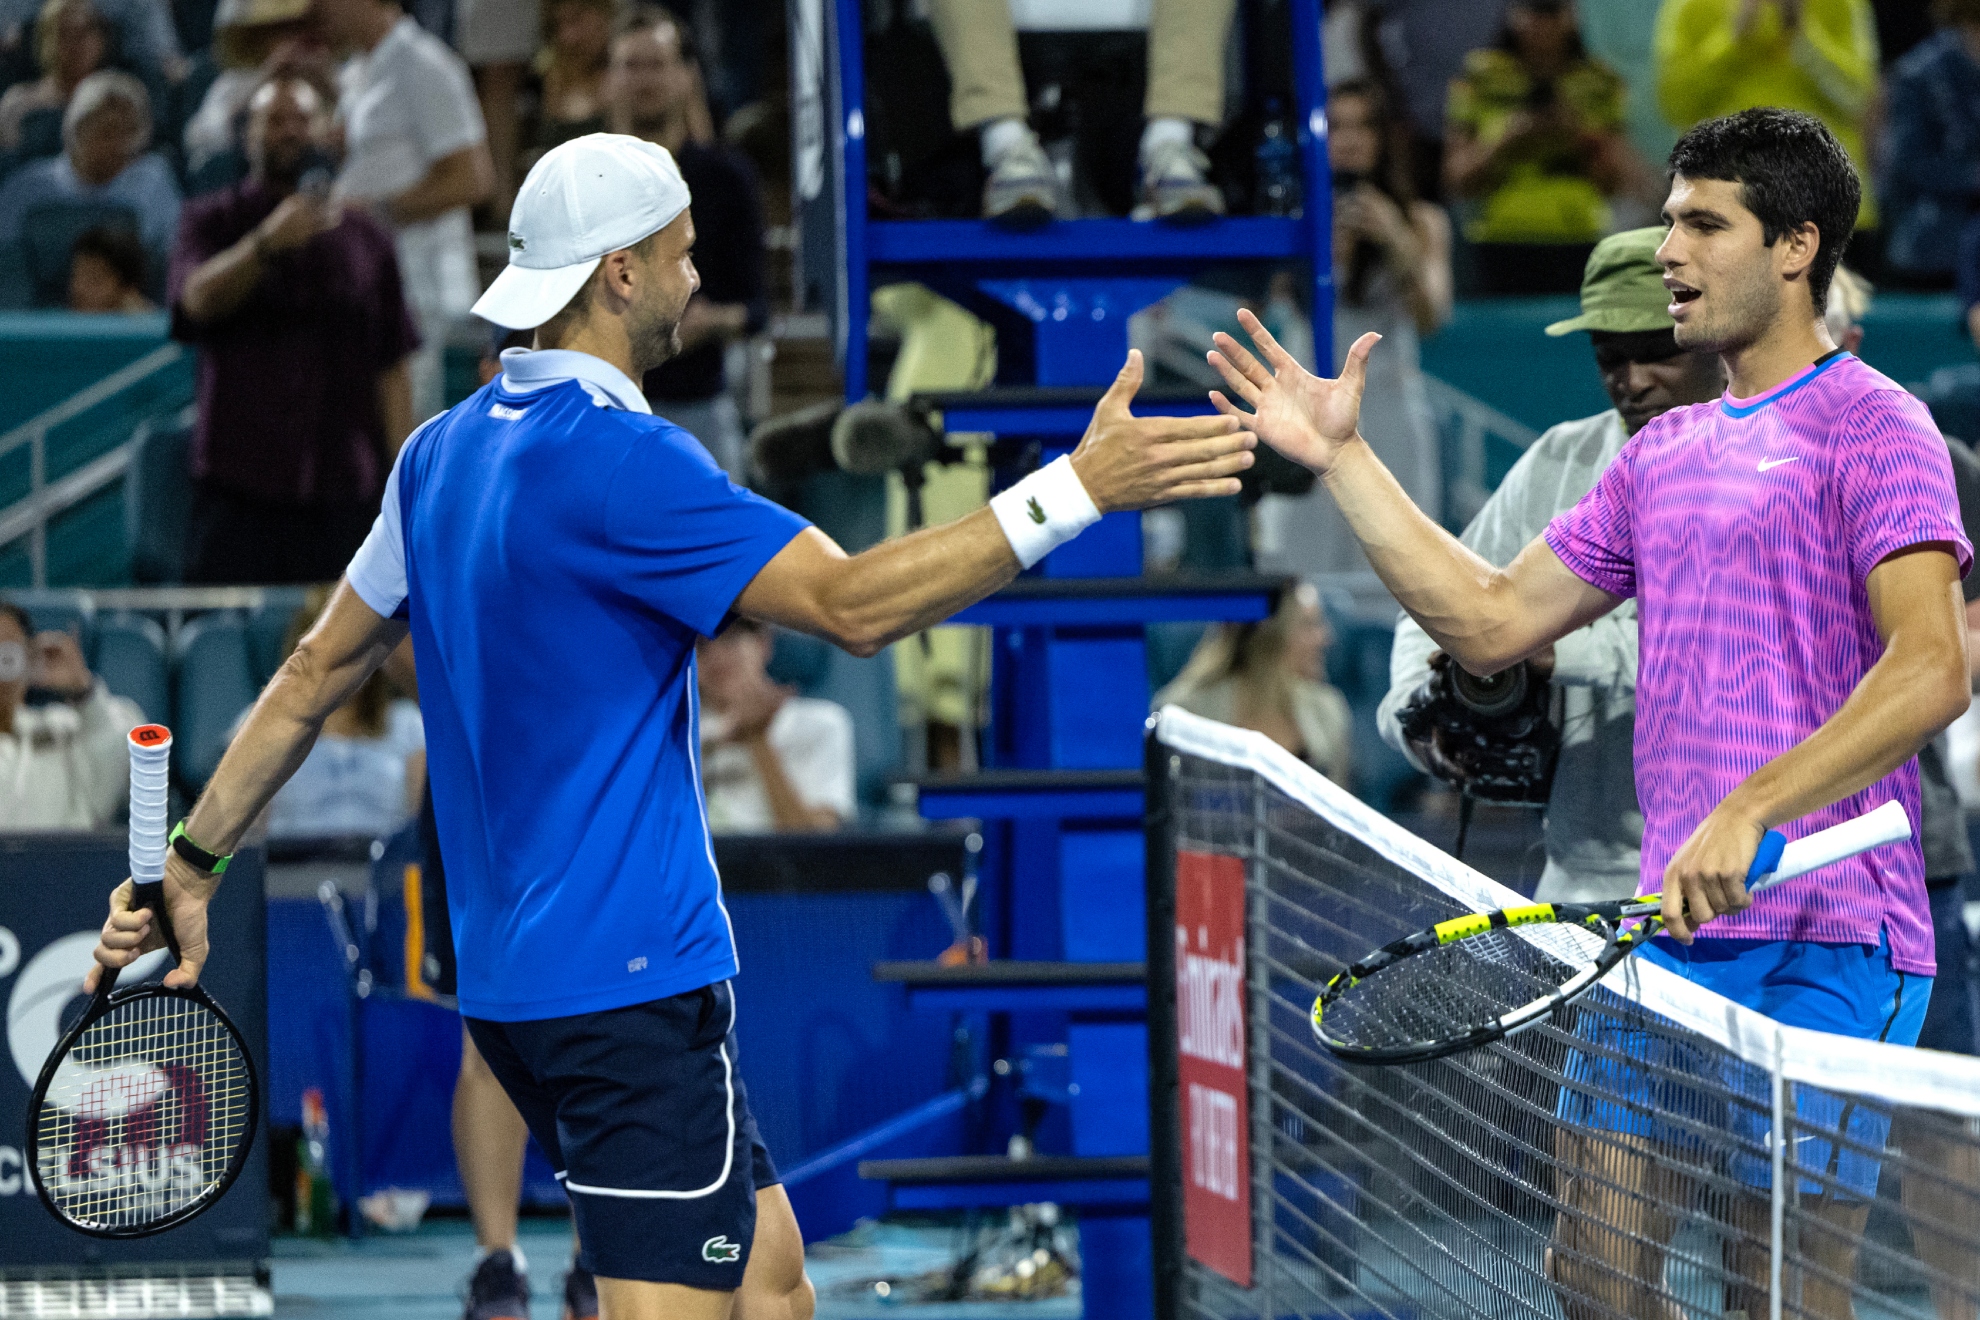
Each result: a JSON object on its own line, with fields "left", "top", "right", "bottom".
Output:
{"left": 1376, "top": 227, "right": 1724, "bottom": 900}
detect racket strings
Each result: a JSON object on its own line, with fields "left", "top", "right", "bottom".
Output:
{"left": 35, "top": 993, "right": 251, "bottom": 1229}
{"left": 1320, "top": 924, "right": 1603, "bottom": 1053}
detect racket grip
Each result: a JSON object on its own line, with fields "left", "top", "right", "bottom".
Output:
{"left": 1745, "top": 831, "right": 1787, "bottom": 883}
{"left": 1750, "top": 799, "right": 1913, "bottom": 891}
{"left": 127, "top": 725, "right": 172, "bottom": 886}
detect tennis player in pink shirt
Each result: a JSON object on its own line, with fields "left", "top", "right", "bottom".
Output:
{"left": 1211, "top": 107, "right": 1971, "bottom": 1318}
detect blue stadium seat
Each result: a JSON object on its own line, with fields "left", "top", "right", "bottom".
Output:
{"left": 20, "top": 200, "right": 140, "bottom": 308}
{"left": 90, "top": 611, "right": 168, "bottom": 724}
{"left": 125, "top": 409, "right": 195, "bottom": 584}
{"left": 23, "top": 600, "right": 87, "bottom": 642}
{"left": 171, "top": 610, "right": 257, "bottom": 792}
{"left": 245, "top": 600, "right": 298, "bottom": 685}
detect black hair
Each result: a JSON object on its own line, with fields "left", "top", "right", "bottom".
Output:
{"left": 0, "top": 599, "right": 31, "bottom": 638}
{"left": 1493, "top": 0, "right": 1587, "bottom": 64}
{"left": 615, "top": 3, "right": 697, "bottom": 63}
{"left": 1666, "top": 107, "right": 1859, "bottom": 311}
{"left": 71, "top": 223, "right": 146, "bottom": 291}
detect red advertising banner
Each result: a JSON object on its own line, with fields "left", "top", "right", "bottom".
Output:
{"left": 1175, "top": 849, "right": 1252, "bottom": 1287}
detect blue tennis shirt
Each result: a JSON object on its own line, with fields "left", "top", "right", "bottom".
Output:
{"left": 347, "top": 348, "right": 810, "bottom": 1021}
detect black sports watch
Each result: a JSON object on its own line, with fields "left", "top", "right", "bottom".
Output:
{"left": 169, "top": 821, "right": 232, "bottom": 876}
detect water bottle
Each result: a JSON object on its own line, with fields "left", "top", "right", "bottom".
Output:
{"left": 296, "top": 1087, "right": 336, "bottom": 1236}
{"left": 1255, "top": 99, "right": 1302, "bottom": 218}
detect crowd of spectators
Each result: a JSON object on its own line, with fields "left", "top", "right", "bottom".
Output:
{"left": 6, "top": 0, "right": 1980, "bottom": 832}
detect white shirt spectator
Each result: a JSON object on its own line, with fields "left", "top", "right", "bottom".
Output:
{"left": 266, "top": 698, "right": 424, "bottom": 840}
{"left": 0, "top": 683, "right": 145, "bottom": 829}
{"left": 699, "top": 697, "right": 855, "bottom": 834}
{"left": 335, "top": 14, "right": 483, "bottom": 415}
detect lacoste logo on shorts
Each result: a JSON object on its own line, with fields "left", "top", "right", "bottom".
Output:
{"left": 1026, "top": 496, "right": 1046, "bottom": 525}
{"left": 1757, "top": 456, "right": 1801, "bottom": 472}
{"left": 702, "top": 1236, "right": 741, "bottom": 1263}
{"left": 627, "top": 956, "right": 648, "bottom": 973}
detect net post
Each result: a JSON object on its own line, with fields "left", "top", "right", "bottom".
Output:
{"left": 1144, "top": 716, "right": 1185, "bottom": 1320}
{"left": 1770, "top": 1028, "right": 1786, "bottom": 1320}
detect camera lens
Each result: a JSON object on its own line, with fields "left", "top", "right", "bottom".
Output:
{"left": 1450, "top": 664, "right": 1529, "bottom": 718}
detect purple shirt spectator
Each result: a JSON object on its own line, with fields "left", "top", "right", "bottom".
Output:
{"left": 168, "top": 182, "right": 419, "bottom": 534}
{"left": 1546, "top": 352, "right": 1972, "bottom": 975}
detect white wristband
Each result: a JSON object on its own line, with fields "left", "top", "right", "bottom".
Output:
{"left": 989, "top": 455, "right": 1102, "bottom": 570}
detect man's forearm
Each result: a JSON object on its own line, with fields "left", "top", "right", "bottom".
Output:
{"left": 179, "top": 237, "right": 266, "bottom": 325}
{"left": 183, "top": 588, "right": 408, "bottom": 856}
{"left": 386, "top": 146, "right": 493, "bottom": 227}
{"left": 1322, "top": 438, "right": 1567, "bottom": 672}
{"left": 803, "top": 510, "right": 1021, "bottom": 657}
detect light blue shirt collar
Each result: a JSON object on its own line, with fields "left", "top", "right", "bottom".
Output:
{"left": 498, "top": 347, "right": 652, "bottom": 414}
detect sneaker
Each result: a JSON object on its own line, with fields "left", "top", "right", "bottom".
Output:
{"left": 463, "top": 1250, "right": 530, "bottom": 1320}
{"left": 982, "top": 135, "right": 1058, "bottom": 227}
{"left": 1133, "top": 138, "right": 1225, "bottom": 223}
{"left": 561, "top": 1263, "right": 599, "bottom": 1320}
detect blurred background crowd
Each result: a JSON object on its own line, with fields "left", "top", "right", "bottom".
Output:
{"left": 3, "top": 0, "right": 1980, "bottom": 841}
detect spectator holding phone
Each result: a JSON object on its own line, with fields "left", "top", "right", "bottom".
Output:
{"left": 697, "top": 619, "right": 854, "bottom": 834}
{"left": 0, "top": 601, "right": 146, "bottom": 831}
{"left": 170, "top": 73, "right": 419, "bottom": 584}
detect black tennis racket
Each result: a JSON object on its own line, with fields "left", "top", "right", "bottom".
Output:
{"left": 26, "top": 726, "right": 259, "bottom": 1237}
{"left": 1310, "top": 800, "right": 1912, "bottom": 1065}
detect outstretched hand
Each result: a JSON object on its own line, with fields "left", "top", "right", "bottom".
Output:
{"left": 1207, "top": 310, "right": 1381, "bottom": 477}
{"left": 1068, "top": 350, "right": 1257, "bottom": 512}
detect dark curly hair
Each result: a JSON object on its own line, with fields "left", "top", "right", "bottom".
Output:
{"left": 1667, "top": 107, "right": 1860, "bottom": 311}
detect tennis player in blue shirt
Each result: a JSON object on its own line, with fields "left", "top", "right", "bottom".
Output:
{"left": 88, "top": 134, "right": 1257, "bottom": 1320}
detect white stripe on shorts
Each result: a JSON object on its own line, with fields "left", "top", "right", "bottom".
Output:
{"left": 556, "top": 983, "right": 739, "bottom": 1200}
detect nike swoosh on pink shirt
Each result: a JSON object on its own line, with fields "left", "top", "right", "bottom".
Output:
{"left": 1756, "top": 456, "right": 1802, "bottom": 472}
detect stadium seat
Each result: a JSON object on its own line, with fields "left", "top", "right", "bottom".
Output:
{"left": 90, "top": 611, "right": 169, "bottom": 724}
{"left": 245, "top": 600, "right": 297, "bottom": 685}
{"left": 0, "top": 240, "right": 28, "bottom": 307}
{"left": 124, "top": 409, "right": 195, "bottom": 584}
{"left": 20, "top": 200, "right": 140, "bottom": 308}
{"left": 23, "top": 600, "right": 87, "bottom": 642}
{"left": 171, "top": 610, "right": 257, "bottom": 792}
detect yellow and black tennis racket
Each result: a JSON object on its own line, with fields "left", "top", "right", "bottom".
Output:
{"left": 1310, "top": 801, "right": 1912, "bottom": 1065}
{"left": 25, "top": 726, "right": 259, "bottom": 1237}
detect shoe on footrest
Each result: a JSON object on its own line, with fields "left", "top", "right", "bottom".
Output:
{"left": 562, "top": 1263, "right": 600, "bottom": 1320}
{"left": 983, "top": 137, "right": 1058, "bottom": 226}
{"left": 1133, "top": 139, "right": 1225, "bottom": 223}
{"left": 463, "top": 1250, "right": 531, "bottom": 1320}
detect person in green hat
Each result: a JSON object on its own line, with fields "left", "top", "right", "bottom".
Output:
{"left": 1377, "top": 225, "right": 1723, "bottom": 904}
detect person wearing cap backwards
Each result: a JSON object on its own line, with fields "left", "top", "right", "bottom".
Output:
{"left": 86, "top": 133, "right": 1257, "bottom": 1320}
{"left": 1377, "top": 227, "right": 1724, "bottom": 904}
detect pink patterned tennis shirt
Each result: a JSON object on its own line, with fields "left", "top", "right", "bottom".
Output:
{"left": 1545, "top": 352, "right": 1971, "bottom": 974}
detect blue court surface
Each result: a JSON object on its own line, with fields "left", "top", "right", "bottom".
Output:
{"left": 271, "top": 1217, "right": 1083, "bottom": 1320}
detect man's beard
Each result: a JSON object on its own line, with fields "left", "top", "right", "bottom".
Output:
{"left": 629, "top": 303, "right": 684, "bottom": 378}
{"left": 1672, "top": 267, "right": 1778, "bottom": 357}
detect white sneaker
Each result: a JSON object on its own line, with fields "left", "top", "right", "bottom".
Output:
{"left": 983, "top": 135, "right": 1059, "bottom": 226}
{"left": 1133, "top": 137, "right": 1225, "bottom": 223}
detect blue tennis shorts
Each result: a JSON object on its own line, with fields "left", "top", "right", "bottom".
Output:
{"left": 465, "top": 980, "right": 779, "bottom": 1287}
{"left": 1557, "top": 933, "right": 1932, "bottom": 1199}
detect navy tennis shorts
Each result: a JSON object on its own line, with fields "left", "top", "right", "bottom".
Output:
{"left": 465, "top": 980, "right": 779, "bottom": 1287}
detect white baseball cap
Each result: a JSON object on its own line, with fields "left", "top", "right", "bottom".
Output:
{"left": 471, "top": 133, "right": 693, "bottom": 331}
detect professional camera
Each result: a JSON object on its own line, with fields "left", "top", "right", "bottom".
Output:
{"left": 1396, "top": 653, "right": 1559, "bottom": 806}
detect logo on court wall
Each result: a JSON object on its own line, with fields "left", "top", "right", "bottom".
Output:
{"left": 702, "top": 1236, "right": 741, "bottom": 1263}
{"left": 1025, "top": 497, "right": 1046, "bottom": 525}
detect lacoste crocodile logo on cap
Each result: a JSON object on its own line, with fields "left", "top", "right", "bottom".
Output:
{"left": 508, "top": 232, "right": 527, "bottom": 252}
{"left": 1026, "top": 496, "right": 1046, "bottom": 525}
{"left": 702, "top": 1236, "right": 741, "bottom": 1263}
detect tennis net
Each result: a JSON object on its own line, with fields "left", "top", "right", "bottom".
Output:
{"left": 1146, "top": 706, "right": 1980, "bottom": 1320}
